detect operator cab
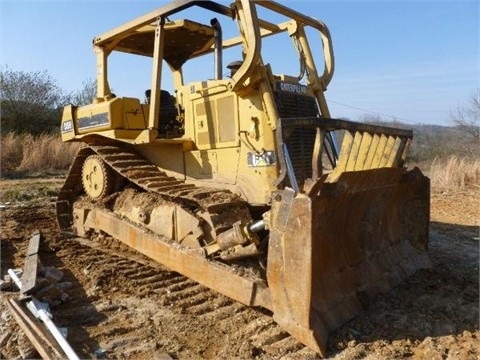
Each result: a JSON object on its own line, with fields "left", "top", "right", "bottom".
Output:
{"left": 145, "top": 89, "right": 182, "bottom": 135}
{"left": 111, "top": 19, "right": 218, "bottom": 138}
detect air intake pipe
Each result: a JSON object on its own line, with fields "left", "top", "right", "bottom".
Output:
{"left": 210, "top": 18, "right": 222, "bottom": 80}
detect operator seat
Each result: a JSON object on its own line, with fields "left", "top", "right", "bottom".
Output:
{"left": 145, "top": 89, "right": 178, "bottom": 133}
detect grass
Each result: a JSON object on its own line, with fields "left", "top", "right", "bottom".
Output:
{"left": 1, "top": 132, "right": 479, "bottom": 193}
{"left": 1, "top": 183, "right": 61, "bottom": 203}
{"left": 429, "top": 156, "right": 480, "bottom": 191}
{"left": 1, "top": 133, "right": 83, "bottom": 178}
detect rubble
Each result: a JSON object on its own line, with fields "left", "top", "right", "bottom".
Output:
{"left": 4, "top": 230, "right": 79, "bottom": 360}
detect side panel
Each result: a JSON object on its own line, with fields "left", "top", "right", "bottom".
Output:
{"left": 185, "top": 81, "right": 240, "bottom": 150}
{"left": 122, "top": 98, "right": 146, "bottom": 129}
{"left": 184, "top": 148, "right": 240, "bottom": 185}
{"left": 235, "top": 92, "right": 279, "bottom": 205}
{"left": 136, "top": 142, "right": 186, "bottom": 179}
{"left": 76, "top": 98, "right": 121, "bottom": 133}
{"left": 179, "top": 81, "right": 280, "bottom": 204}
{"left": 60, "top": 98, "right": 147, "bottom": 142}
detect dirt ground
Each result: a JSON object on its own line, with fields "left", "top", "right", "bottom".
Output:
{"left": 1, "top": 178, "right": 479, "bottom": 359}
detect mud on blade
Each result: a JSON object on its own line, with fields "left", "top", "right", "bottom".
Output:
{"left": 268, "top": 167, "right": 430, "bottom": 356}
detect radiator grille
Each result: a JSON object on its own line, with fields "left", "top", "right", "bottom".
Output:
{"left": 275, "top": 91, "right": 319, "bottom": 187}
{"left": 275, "top": 91, "right": 319, "bottom": 118}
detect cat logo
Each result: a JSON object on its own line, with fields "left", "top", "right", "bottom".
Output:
{"left": 276, "top": 81, "right": 307, "bottom": 94}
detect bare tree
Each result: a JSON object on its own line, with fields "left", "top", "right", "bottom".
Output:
{"left": 69, "top": 78, "right": 97, "bottom": 106}
{"left": 451, "top": 89, "right": 480, "bottom": 143}
{"left": 0, "top": 68, "right": 68, "bottom": 134}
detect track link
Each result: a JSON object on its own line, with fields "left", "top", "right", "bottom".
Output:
{"left": 53, "top": 145, "right": 315, "bottom": 357}
{"left": 90, "top": 145, "right": 241, "bottom": 210}
{"left": 56, "top": 144, "right": 249, "bottom": 232}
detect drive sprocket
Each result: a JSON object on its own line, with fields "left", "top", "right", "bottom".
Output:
{"left": 82, "top": 154, "right": 115, "bottom": 199}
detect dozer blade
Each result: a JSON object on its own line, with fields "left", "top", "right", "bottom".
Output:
{"left": 267, "top": 167, "right": 430, "bottom": 356}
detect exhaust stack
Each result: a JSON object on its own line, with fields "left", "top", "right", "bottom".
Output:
{"left": 210, "top": 18, "right": 222, "bottom": 80}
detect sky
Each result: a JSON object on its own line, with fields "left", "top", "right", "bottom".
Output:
{"left": 1, "top": 0, "right": 478, "bottom": 126}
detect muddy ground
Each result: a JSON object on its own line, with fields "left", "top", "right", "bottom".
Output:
{"left": 0, "top": 178, "right": 479, "bottom": 359}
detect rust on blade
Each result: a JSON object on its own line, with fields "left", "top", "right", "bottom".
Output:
{"left": 268, "top": 187, "right": 324, "bottom": 354}
{"left": 268, "top": 167, "right": 430, "bottom": 356}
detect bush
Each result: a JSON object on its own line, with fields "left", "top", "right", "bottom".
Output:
{"left": 0, "top": 68, "right": 69, "bottom": 135}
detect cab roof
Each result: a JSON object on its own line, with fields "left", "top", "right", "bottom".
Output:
{"left": 110, "top": 19, "right": 215, "bottom": 69}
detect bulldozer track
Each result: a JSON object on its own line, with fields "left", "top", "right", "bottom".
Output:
{"left": 90, "top": 144, "right": 242, "bottom": 210}
{"left": 67, "top": 236, "right": 315, "bottom": 358}
{"left": 54, "top": 145, "right": 318, "bottom": 356}
{"left": 53, "top": 144, "right": 313, "bottom": 356}
{"left": 57, "top": 144, "right": 248, "bottom": 232}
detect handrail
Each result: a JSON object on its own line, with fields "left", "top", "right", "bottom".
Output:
{"left": 93, "top": 0, "right": 335, "bottom": 90}
{"left": 274, "top": 117, "right": 413, "bottom": 189}
{"left": 252, "top": 0, "right": 335, "bottom": 87}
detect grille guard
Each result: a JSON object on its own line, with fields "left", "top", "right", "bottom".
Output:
{"left": 274, "top": 117, "right": 414, "bottom": 191}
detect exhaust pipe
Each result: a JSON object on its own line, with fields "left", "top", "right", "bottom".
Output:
{"left": 210, "top": 18, "right": 222, "bottom": 80}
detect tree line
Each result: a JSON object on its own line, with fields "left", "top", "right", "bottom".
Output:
{"left": 0, "top": 68, "right": 95, "bottom": 135}
{"left": 1, "top": 68, "right": 478, "bottom": 158}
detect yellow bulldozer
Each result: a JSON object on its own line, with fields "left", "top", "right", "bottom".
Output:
{"left": 57, "top": 0, "right": 430, "bottom": 355}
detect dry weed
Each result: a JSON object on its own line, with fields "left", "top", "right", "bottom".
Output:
{"left": 430, "top": 156, "right": 480, "bottom": 191}
{"left": 1, "top": 133, "right": 24, "bottom": 173}
{"left": 1, "top": 133, "right": 83, "bottom": 177}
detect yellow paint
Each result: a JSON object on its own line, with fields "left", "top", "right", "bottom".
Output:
{"left": 354, "top": 132, "right": 373, "bottom": 171}
{"left": 371, "top": 134, "right": 388, "bottom": 168}
{"left": 345, "top": 132, "right": 363, "bottom": 171}
{"left": 327, "top": 131, "right": 353, "bottom": 182}
{"left": 379, "top": 136, "right": 396, "bottom": 167}
{"left": 386, "top": 137, "right": 404, "bottom": 167}
{"left": 59, "top": 0, "right": 417, "bottom": 203}
{"left": 363, "top": 134, "right": 380, "bottom": 170}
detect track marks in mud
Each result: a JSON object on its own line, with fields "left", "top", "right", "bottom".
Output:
{"left": 70, "top": 237, "right": 316, "bottom": 358}
{"left": 1, "top": 205, "right": 314, "bottom": 358}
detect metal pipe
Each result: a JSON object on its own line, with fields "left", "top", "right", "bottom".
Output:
{"left": 7, "top": 269, "right": 22, "bottom": 289}
{"left": 37, "top": 307, "right": 80, "bottom": 360}
{"left": 283, "top": 143, "right": 300, "bottom": 193}
{"left": 248, "top": 220, "right": 265, "bottom": 233}
{"left": 210, "top": 18, "right": 222, "bottom": 80}
{"left": 8, "top": 268, "right": 80, "bottom": 360}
